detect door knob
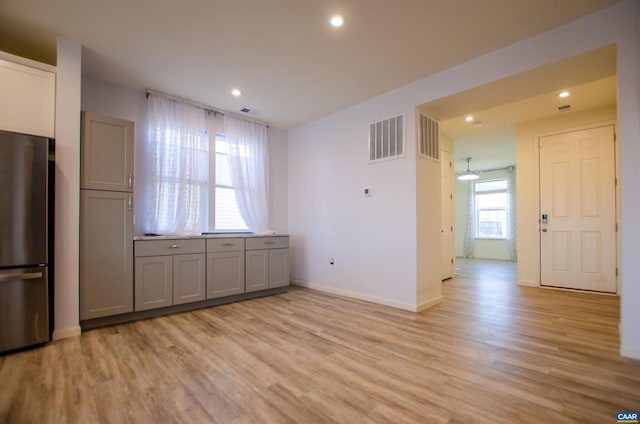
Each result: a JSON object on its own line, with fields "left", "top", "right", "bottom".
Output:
{"left": 542, "top": 228, "right": 548, "bottom": 232}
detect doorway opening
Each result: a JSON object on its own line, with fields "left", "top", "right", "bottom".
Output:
{"left": 418, "top": 45, "right": 618, "bottom": 287}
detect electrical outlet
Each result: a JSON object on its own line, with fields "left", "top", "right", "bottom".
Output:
{"left": 329, "top": 258, "right": 335, "bottom": 266}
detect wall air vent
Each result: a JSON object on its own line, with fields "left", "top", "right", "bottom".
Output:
{"left": 240, "top": 108, "right": 251, "bottom": 113}
{"left": 369, "top": 113, "right": 404, "bottom": 163}
{"left": 417, "top": 112, "right": 439, "bottom": 161}
{"left": 558, "top": 104, "right": 571, "bottom": 111}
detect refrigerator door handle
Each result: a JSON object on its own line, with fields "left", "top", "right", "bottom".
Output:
{"left": 0, "top": 272, "right": 43, "bottom": 282}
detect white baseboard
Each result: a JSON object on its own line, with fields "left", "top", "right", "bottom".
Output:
{"left": 517, "top": 280, "right": 538, "bottom": 287}
{"left": 620, "top": 344, "right": 640, "bottom": 360}
{"left": 52, "top": 326, "right": 81, "bottom": 341}
{"left": 417, "top": 296, "right": 443, "bottom": 312}
{"left": 291, "top": 280, "right": 430, "bottom": 312}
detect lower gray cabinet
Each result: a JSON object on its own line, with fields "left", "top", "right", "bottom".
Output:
{"left": 173, "top": 253, "right": 206, "bottom": 305}
{"left": 207, "top": 238, "right": 245, "bottom": 299}
{"left": 245, "top": 237, "right": 289, "bottom": 293}
{"left": 268, "top": 248, "right": 290, "bottom": 288}
{"left": 135, "top": 255, "right": 172, "bottom": 311}
{"left": 134, "top": 239, "right": 205, "bottom": 311}
{"left": 80, "top": 190, "right": 133, "bottom": 320}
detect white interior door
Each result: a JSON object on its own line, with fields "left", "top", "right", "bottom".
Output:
{"left": 441, "top": 148, "right": 455, "bottom": 280}
{"left": 539, "top": 125, "right": 616, "bottom": 292}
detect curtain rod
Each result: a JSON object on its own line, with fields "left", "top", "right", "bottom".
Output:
{"left": 145, "top": 89, "right": 270, "bottom": 128}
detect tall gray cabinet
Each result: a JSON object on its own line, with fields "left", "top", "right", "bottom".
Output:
{"left": 80, "top": 112, "right": 135, "bottom": 320}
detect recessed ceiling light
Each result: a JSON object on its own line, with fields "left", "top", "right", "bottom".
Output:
{"left": 465, "top": 116, "right": 474, "bottom": 122}
{"left": 558, "top": 91, "right": 570, "bottom": 98}
{"left": 231, "top": 88, "right": 242, "bottom": 97}
{"left": 330, "top": 15, "right": 344, "bottom": 27}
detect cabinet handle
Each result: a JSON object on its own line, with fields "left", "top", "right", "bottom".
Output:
{"left": 128, "top": 174, "right": 133, "bottom": 188}
{"left": 0, "top": 272, "right": 42, "bottom": 282}
{"left": 127, "top": 196, "right": 133, "bottom": 211}
{"left": 222, "top": 243, "right": 234, "bottom": 247}
{"left": 168, "top": 244, "right": 182, "bottom": 249}
{"left": 264, "top": 241, "right": 275, "bottom": 245}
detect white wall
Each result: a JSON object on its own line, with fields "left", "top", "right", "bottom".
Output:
{"left": 288, "top": 110, "right": 421, "bottom": 310}
{"left": 53, "top": 37, "right": 82, "bottom": 339}
{"left": 515, "top": 106, "right": 617, "bottom": 286}
{"left": 288, "top": 0, "right": 640, "bottom": 357}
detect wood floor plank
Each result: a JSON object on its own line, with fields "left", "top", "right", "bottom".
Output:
{"left": 1, "top": 258, "right": 639, "bottom": 423}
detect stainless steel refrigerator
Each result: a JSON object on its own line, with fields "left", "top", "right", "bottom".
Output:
{"left": 0, "top": 129, "right": 52, "bottom": 352}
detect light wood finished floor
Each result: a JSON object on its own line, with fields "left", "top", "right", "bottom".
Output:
{"left": 1, "top": 259, "right": 639, "bottom": 423}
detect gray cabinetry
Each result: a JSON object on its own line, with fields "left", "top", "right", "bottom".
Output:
{"left": 81, "top": 112, "right": 134, "bottom": 192}
{"left": 207, "top": 238, "right": 245, "bottom": 299}
{"left": 80, "top": 113, "right": 135, "bottom": 321}
{"left": 134, "top": 255, "right": 172, "bottom": 311}
{"left": 134, "top": 239, "right": 206, "bottom": 311}
{"left": 245, "top": 237, "right": 289, "bottom": 293}
{"left": 80, "top": 190, "right": 133, "bottom": 320}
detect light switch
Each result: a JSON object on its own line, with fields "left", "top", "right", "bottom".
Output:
{"left": 364, "top": 187, "right": 371, "bottom": 197}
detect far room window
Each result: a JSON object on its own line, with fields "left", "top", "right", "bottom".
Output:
{"left": 474, "top": 179, "right": 508, "bottom": 239}
{"left": 214, "top": 134, "right": 248, "bottom": 231}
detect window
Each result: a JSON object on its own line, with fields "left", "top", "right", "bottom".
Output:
{"left": 214, "top": 134, "right": 248, "bottom": 231}
{"left": 474, "top": 179, "right": 508, "bottom": 239}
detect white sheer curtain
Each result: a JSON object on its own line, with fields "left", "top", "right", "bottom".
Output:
{"left": 223, "top": 114, "right": 271, "bottom": 234}
{"left": 463, "top": 181, "right": 476, "bottom": 258}
{"left": 506, "top": 166, "right": 517, "bottom": 261}
{"left": 145, "top": 94, "right": 209, "bottom": 235}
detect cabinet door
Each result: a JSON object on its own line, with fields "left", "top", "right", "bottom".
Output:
{"left": 0, "top": 59, "right": 55, "bottom": 137}
{"left": 81, "top": 112, "right": 134, "bottom": 192}
{"left": 269, "top": 249, "right": 290, "bottom": 288}
{"left": 245, "top": 250, "right": 268, "bottom": 293}
{"left": 207, "top": 251, "right": 245, "bottom": 299}
{"left": 135, "top": 256, "right": 172, "bottom": 311}
{"left": 174, "top": 253, "right": 206, "bottom": 305}
{"left": 80, "top": 190, "right": 133, "bottom": 320}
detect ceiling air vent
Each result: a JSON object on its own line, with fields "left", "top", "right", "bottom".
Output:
{"left": 418, "top": 112, "right": 440, "bottom": 161}
{"left": 369, "top": 113, "right": 404, "bottom": 163}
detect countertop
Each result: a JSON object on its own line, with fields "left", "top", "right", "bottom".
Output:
{"left": 133, "top": 233, "right": 288, "bottom": 241}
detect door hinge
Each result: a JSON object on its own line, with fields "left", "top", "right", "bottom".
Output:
{"left": 451, "top": 258, "right": 454, "bottom": 264}
{"left": 614, "top": 131, "right": 617, "bottom": 142}
{"left": 449, "top": 161, "right": 452, "bottom": 168}
{"left": 450, "top": 194, "right": 453, "bottom": 199}
{"left": 616, "top": 267, "right": 618, "bottom": 277}
{"left": 616, "top": 222, "right": 618, "bottom": 232}
{"left": 451, "top": 225, "right": 453, "bottom": 232}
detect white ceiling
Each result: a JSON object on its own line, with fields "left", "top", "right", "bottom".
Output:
{"left": 0, "top": 0, "right": 622, "bottom": 129}
{"left": 419, "top": 46, "right": 618, "bottom": 173}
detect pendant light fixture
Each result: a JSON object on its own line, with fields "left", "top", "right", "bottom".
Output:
{"left": 458, "top": 157, "right": 480, "bottom": 181}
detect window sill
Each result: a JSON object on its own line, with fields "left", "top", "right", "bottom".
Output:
{"left": 474, "top": 237, "right": 508, "bottom": 241}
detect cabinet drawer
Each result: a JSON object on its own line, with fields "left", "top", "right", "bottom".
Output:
{"left": 135, "top": 239, "right": 205, "bottom": 257}
{"left": 206, "top": 238, "right": 245, "bottom": 253}
{"left": 245, "top": 236, "right": 289, "bottom": 250}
